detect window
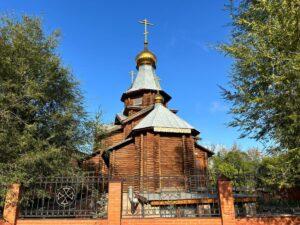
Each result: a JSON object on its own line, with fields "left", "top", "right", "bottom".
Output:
{"left": 133, "top": 97, "right": 142, "bottom": 106}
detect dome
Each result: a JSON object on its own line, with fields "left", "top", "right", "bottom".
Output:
{"left": 155, "top": 92, "right": 164, "bottom": 104}
{"left": 135, "top": 49, "right": 157, "bottom": 68}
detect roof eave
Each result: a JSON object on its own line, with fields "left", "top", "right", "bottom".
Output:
{"left": 195, "top": 142, "right": 214, "bottom": 156}
{"left": 121, "top": 105, "right": 154, "bottom": 124}
{"left": 132, "top": 127, "right": 198, "bottom": 135}
{"left": 121, "top": 89, "right": 171, "bottom": 102}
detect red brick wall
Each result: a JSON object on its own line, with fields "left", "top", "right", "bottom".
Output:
{"left": 122, "top": 218, "right": 222, "bottom": 225}
{"left": 218, "top": 178, "right": 236, "bottom": 225}
{"left": 3, "top": 181, "right": 300, "bottom": 225}
{"left": 13, "top": 217, "right": 300, "bottom": 225}
{"left": 108, "top": 181, "right": 122, "bottom": 225}
{"left": 236, "top": 216, "right": 300, "bottom": 225}
{"left": 16, "top": 219, "right": 107, "bottom": 225}
{"left": 3, "top": 184, "right": 21, "bottom": 225}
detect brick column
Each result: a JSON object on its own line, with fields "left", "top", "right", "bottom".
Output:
{"left": 218, "top": 176, "right": 236, "bottom": 225}
{"left": 107, "top": 180, "right": 122, "bottom": 225}
{"left": 3, "top": 184, "right": 21, "bottom": 225}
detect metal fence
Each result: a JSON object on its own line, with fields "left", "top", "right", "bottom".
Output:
{"left": 19, "top": 174, "right": 108, "bottom": 218}
{"left": 121, "top": 174, "right": 220, "bottom": 218}
{"left": 232, "top": 176, "right": 300, "bottom": 217}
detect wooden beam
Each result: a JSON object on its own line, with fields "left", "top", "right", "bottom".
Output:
{"left": 182, "top": 135, "right": 186, "bottom": 176}
{"left": 150, "top": 198, "right": 218, "bottom": 206}
{"left": 140, "top": 133, "right": 144, "bottom": 190}
{"left": 150, "top": 196, "right": 257, "bottom": 206}
{"left": 158, "top": 133, "right": 161, "bottom": 190}
{"left": 234, "top": 197, "right": 257, "bottom": 203}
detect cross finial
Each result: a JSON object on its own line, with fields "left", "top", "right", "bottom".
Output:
{"left": 139, "top": 18, "right": 154, "bottom": 48}
{"left": 129, "top": 70, "right": 135, "bottom": 84}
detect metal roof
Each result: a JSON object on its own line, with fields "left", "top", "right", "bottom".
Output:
{"left": 122, "top": 105, "right": 154, "bottom": 124}
{"left": 133, "top": 103, "right": 197, "bottom": 134}
{"left": 103, "top": 124, "right": 122, "bottom": 133}
{"left": 127, "top": 65, "right": 161, "bottom": 92}
{"left": 116, "top": 113, "right": 127, "bottom": 121}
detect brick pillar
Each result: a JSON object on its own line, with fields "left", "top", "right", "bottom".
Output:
{"left": 3, "top": 184, "right": 21, "bottom": 225}
{"left": 108, "top": 180, "right": 122, "bottom": 225}
{"left": 218, "top": 176, "right": 236, "bottom": 225}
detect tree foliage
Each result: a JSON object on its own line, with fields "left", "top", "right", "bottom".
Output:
{"left": 209, "top": 144, "right": 299, "bottom": 190}
{"left": 257, "top": 149, "right": 300, "bottom": 189}
{"left": 219, "top": 0, "right": 300, "bottom": 188}
{"left": 209, "top": 144, "right": 261, "bottom": 187}
{"left": 220, "top": 0, "right": 300, "bottom": 151}
{"left": 0, "top": 15, "right": 91, "bottom": 189}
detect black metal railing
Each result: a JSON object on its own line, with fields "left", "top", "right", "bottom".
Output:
{"left": 235, "top": 197, "right": 300, "bottom": 217}
{"left": 232, "top": 175, "right": 300, "bottom": 217}
{"left": 120, "top": 175, "right": 220, "bottom": 218}
{"left": 19, "top": 174, "right": 108, "bottom": 218}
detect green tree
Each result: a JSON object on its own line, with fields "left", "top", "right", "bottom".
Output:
{"left": 220, "top": 0, "right": 300, "bottom": 151}
{"left": 257, "top": 149, "right": 300, "bottom": 189}
{"left": 209, "top": 144, "right": 261, "bottom": 177}
{"left": 0, "top": 15, "right": 90, "bottom": 191}
{"left": 219, "top": 0, "right": 300, "bottom": 188}
{"left": 209, "top": 144, "right": 261, "bottom": 188}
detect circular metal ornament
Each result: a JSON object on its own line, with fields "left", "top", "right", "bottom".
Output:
{"left": 55, "top": 186, "right": 76, "bottom": 207}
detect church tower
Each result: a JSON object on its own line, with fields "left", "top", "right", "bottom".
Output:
{"left": 84, "top": 19, "right": 213, "bottom": 188}
{"left": 121, "top": 19, "right": 171, "bottom": 117}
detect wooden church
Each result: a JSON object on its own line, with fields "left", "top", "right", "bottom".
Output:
{"left": 84, "top": 19, "right": 214, "bottom": 188}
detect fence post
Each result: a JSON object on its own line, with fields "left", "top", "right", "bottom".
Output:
{"left": 108, "top": 180, "right": 122, "bottom": 225}
{"left": 217, "top": 176, "right": 236, "bottom": 225}
{"left": 3, "top": 184, "right": 21, "bottom": 225}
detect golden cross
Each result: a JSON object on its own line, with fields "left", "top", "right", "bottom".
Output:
{"left": 139, "top": 19, "right": 154, "bottom": 46}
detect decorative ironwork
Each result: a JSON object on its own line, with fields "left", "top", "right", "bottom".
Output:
{"left": 56, "top": 186, "right": 76, "bottom": 207}
{"left": 121, "top": 174, "right": 220, "bottom": 218}
{"left": 19, "top": 174, "right": 108, "bottom": 218}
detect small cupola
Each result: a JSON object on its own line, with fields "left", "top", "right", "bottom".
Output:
{"left": 155, "top": 92, "right": 164, "bottom": 104}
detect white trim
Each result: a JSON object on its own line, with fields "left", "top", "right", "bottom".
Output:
{"left": 154, "top": 127, "right": 191, "bottom": 134}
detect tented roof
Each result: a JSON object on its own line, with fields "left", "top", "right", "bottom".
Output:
{"left": 127, "top": 65, "right": 161, "bottom": 92}
{"left": 133, "top": 103, "right": 198, "bottom": 134}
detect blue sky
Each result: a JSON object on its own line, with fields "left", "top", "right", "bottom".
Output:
{"left": 1, "top": 0, "right": 263, "bottom": 150}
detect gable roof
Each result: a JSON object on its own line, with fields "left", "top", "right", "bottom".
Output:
{"left": 133, "top": 103, "right": 199, "bottom": 134}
